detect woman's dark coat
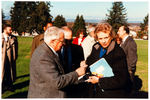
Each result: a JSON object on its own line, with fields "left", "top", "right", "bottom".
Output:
{"left": 86, "top": 41, "right": 132, "bottom": 98}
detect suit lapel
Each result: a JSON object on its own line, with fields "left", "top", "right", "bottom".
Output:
{"left": 42, "top": 43, "right": 65, "bottom": 74}
{"left": 54, "top": 55, "right": 65, "bottom": 74}
{"left": 121, "top": 36, "right": 130, "bottom": 49}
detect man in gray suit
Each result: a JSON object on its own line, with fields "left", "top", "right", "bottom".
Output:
{"left": 117, "top": 25, "right": 137, "bottom": 82}
{"left": 28, "top": 26, "right": 87, "bottom": 98}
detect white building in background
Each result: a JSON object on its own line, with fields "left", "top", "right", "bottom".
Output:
{"left": 32, "top": 30, "right": 39, "bottom": 36}
{"left": 129, "top": 30, "right": 137, "bottom": 38}
{"left": 12, "top": 31, "right": 19, "bottom": 36}
{"left": 24, "top": 32, "right": 30, "bottom": 36}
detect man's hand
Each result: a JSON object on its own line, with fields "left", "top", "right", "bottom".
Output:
{"left": 75, "top": 61, "right": 88, "bottom": 76}
{"left": 85, "top": 76, "right": 99, "bottom": 84}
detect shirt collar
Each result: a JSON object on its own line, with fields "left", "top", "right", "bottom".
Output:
{"left": 88, "top": 35, "right": 95, "bottom": 40}
{"left": 3, "top": 32, "right": 10, "bottom": 41}
{"left": 122, "top": 35, "right": 129, "bottom": 44}
{"left": 48, "top": 45, "right": 59, "bottom": 57}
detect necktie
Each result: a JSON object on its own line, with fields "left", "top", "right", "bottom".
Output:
{"left": 67, "top": 46, "right": 72, "bottom": 72}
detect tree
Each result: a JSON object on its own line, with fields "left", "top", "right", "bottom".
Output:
{"left": 72, "top": 15, "right": 80, "bottom": 36}
{"left": 106, "top": 2, "right": 128, "bottom": 33}
{"left": 10, "top": 1, "right": 52, "bottom": 35}
{"left": 53, "top": 15, "right": 67, "bottom": 28}
{"left": 140, "top": 14, "right": 148, "bottom": 32}
{"left": 2, "top": 9, "right": 6, "bottom": 31}
{"left": 72, "top": 15, "right": 87, "bottom": 36}
{"left": 33, "top": 2, "right": 52, "bottom": 33}
{"left": 138, "top": 14, "right": 149, "bottom": 38}
{"left": 79, "top": 15, "right": 87, "bottom": 36}
{"left": 10, "top": 2, "right": 23, "bottom": 35}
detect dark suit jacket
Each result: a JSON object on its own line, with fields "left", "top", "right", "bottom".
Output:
{"left": 121, "top": 36, "right": 137, "bottom": 72}
{"left": 86, "top": 41, "right": 132, "bottom": 98}
{"left": 59, "top": 44, "right": 84, "bottom": 73}
{"left": 58, "top": 44, "right": 85, "bottom": 97}
{"left": 28, "top": 43, "right": 79, "bottom": 98}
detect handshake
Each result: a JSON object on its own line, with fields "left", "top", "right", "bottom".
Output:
{"left": 75, "top": 61, "right": 88, "bottom": 77}
{"left": 75, "top": 61, "right": 102, "bottom": 84}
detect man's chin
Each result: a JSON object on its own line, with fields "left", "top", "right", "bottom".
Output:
{"left": 101, "top": 45, "right": 107, "bottom": 48}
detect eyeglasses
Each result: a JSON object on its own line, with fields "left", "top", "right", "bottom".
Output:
{"left": 56, "top": 39, "right": 64, "bottom": 44}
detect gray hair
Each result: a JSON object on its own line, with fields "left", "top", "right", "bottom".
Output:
{"left": 88, "top": 27, "right": 95, "bottom": 33}
{"left": 44, "top": 26, "right": 63, "bottom": 43}
{"left": 61, "top": 26, "right": 72, "bottom": 38}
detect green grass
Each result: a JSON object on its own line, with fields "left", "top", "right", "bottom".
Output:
{"left": 2, "top": 37, "right": 148, "bottom": 98}
{"left": 135, "top": 40, "right": 148, "bottom": 92}
{"left": 2, "top": 37, "right": 32, "bottom": 98}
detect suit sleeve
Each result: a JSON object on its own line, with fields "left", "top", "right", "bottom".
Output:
{"left": 32, "top": 53, "right": 79, "bottom": 90}
{"left": 127, "top": 40, "right": 137, "bottom": 71}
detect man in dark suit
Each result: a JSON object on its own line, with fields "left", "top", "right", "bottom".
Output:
{"left": 117, "top": 25, "right": 137, "bottom": 82}
{"left": 60, "top": 26, "right": 87, "bottom": 97}
{"left": 60, "top": 26, "right": 84, "bottom": 73}
{"left": 28, "top": 26, "right": 87, "bottom": 98}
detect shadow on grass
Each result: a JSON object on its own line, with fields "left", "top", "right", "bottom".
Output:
{"left": 129, "top": 91, "right": 148, "bottom": 98}
{"left": 129, "top": 75, "right": 148, "bottom": 98}
{"left": 2, "top": 80, "right": 29, "bottom": 98}
{"left": 5, "top": 91, "right": 28, "bottom": 98}
{"left": 3, "top": 75, "right": 148, "bottom": 98}
{"left": 13, "top": 80, "right": 29, "bottom": 90}
{"left": 16, "top": 74, "right": 29, "bottom": 79}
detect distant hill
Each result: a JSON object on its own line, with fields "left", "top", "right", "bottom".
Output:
{"left": 4, "top": 19, "right": 141, "bottom": 27}
{"left": 5, "top": 15, "right": 142, "bottom": 24}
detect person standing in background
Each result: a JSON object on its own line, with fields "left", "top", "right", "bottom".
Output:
{"left": 117, "top": 25, "right": 137, "bottom": 82}
{"left": 30, "top": 22, "right": 53, "bottom": 56}
{"left": 72, "top": 29, "right": 86, "bottom": 46}
{"left": 82, "top": 25, "right": 96, "bottom": 60}
{"left": 60, "top": 26, "right": 84, "bottom": 73}
{"left": 2, "top": 24, "right": 18, "bottom": 92}
{"left": 60, "top": 26, "right": 87, "bottom": 98}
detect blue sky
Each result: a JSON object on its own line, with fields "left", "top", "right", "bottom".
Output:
{"left": 1, "top": 1, "right": 149, "bottom": 22}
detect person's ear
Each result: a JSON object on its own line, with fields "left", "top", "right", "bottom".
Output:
{"left": 43, "top": 27, "right": 46, "bottom": 31}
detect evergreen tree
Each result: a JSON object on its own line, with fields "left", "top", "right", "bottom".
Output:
{"left": 72, "top": 15, "right": 87, "bottom": 36}
{"left": 79, "top": 15, "right": 87, "bottom": 36}
{"left": 106, "top": 2, "right": 128, "bottom": 33}
{"left": 53, "top": 15, "right": 67, "bottom": 28}
{"left": 140, "top": 14, "right": 148, "bottom": 32}
{"left": 10, "top": 2, "right": 23, "bottom": 35}
{"left": 2, "top": 9, "right": 6, "bottom": 31}
{"left": 72, "top": 15, "right": 80, "bottom": 36}
{"left": 33, "top": 2, "right": 52, "bottom": 33}
{"left": 10, "top": 1, "right": 52, "bottom": 35}
{"left": 138, "top": 14, "right": 149, "bottom": 38}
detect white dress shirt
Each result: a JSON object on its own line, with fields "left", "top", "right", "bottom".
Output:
{"left": 82, "top": 35, "right": 96, "bottom": 60}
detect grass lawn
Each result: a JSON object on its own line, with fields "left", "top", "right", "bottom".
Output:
{"left": 135, "top": 40, "right": 148, "bottom": 92}
{"left": 1, "top": 37, "right": 148, "bottom": 98}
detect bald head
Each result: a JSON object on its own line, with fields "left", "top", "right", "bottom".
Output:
{"left": 61, "top": 26, "right": 72, "bottom": 40}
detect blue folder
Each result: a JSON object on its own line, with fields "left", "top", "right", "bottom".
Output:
{"left": 90, "top": 58, "right": 114, "bottom": 77}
